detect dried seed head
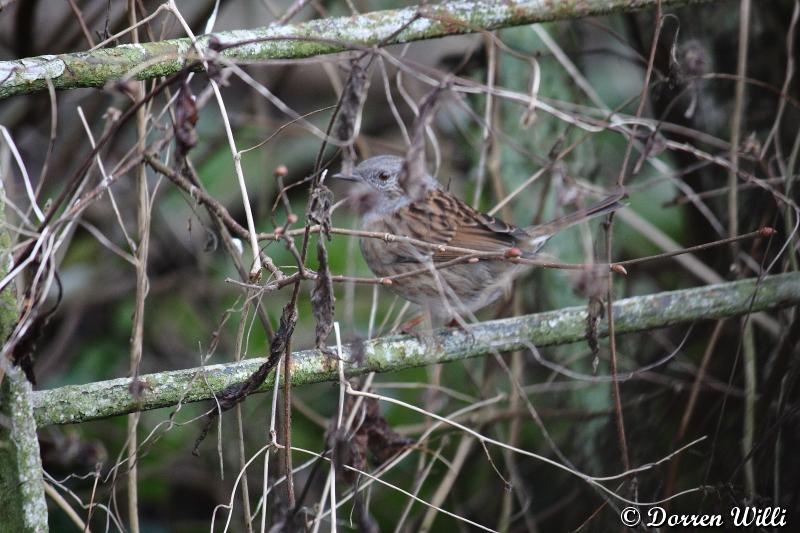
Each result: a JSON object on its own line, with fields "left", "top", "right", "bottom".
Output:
{"left": 610, "top": 264, "right": 628, "bottom": 276}
{"left": 759, "top": 226, "right": 776, "bottom": 237}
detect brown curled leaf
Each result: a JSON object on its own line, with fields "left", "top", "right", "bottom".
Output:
{"left": 326, "top": 395, "right": 411, "bottom": 486}
{"left": 311, "top": 237, "right": 335, "bottom": 350}
{"left": 175, "top": 77, "right": 198, "bottom": 158}
{"left": 585, "top": 296, "right": 605, "bottom": 372}
{"left": 309, "top": 184, "right": 335, "bottom": 349}
{"left": 336, "top": 58, "right": 370, "bottom": 176}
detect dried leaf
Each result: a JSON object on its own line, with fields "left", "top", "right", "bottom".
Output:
{"left": 308, "top": 184, "right": 333, "bottom": 237}
{"left": 585, "top": 296, "right": 605, "bottom": 373}
{"left": 326, "top": 395, "right": 410, "bottom": 486}
{"left": 336, "top": 59, "right": 370, "bottom": 176}
{"left": 362, "top": 396, "right": 411, "bottom": 464}
{"left": 311, "top": 238, "right": 334, "bottom": 350}
{"left": 175, "top": 78, "right": 198, "bottom": 158}
{"left": 309, "top": 185, "right": 335, "bottom": 349}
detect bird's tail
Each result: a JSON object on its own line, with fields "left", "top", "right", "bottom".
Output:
{"left": 522, "top": 190, "right": 628, "bottom": 253}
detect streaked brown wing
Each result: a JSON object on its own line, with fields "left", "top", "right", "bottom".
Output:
{"left": 390, "top": 188, "right": 519, "bottom": 262}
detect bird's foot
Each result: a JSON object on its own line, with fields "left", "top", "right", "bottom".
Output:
{"left": 446, "top": 317, "right": 475, "bottom": 345}
{"left": 398, "top": 314, "right": 426, "bottom": 337}
{"left": 396, "top": 315, "right": 442, "bottom": 351}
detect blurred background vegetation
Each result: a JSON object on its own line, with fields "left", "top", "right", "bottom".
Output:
{"left": 1, "top": 0, "right": 799, "bottom": 531}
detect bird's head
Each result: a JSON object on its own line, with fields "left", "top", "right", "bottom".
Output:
{"left": 334, "top": 155, "right": 436, "bottom": 219}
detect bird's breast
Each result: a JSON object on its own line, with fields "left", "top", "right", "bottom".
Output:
{"left": 359, "top": 217, "right": 423, "bottom": 269}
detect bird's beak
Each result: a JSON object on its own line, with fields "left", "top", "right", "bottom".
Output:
{"left": 332, "top": 172, "right": 360, "bottom": 182}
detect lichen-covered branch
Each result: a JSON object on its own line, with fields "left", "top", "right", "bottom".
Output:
{"left": 33, "top": 271, "right": 799, "bottom": 427}
{"left": 0, "top": 0, "right": 708, "bottom": 100}
{"left": 0, "top": 367, "right": 50, "bottom": 532}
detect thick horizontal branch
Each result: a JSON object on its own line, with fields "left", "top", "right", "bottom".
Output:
{"left": 1, "top": 0, "right": 707, "bottom": 100}
{"left": 32, "top": 272, "right": 799, "bottom": 427}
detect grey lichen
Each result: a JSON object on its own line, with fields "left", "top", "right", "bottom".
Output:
{"left": 31, "top": 272, "right": 800, "bottom": 427}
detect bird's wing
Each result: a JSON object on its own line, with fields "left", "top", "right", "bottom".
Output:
{"left": 388, "top": 188, "right": 519, "bottom": 262}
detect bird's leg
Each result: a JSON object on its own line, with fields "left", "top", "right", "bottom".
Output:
{"left": 445, "top": 316, "right": 475, "bottom": 345}
{"left": 398, "top": 314, "right": 426, "bottom": 337}
{"left": 445, "top": 317, "right": 465, "bottom": 330}
{"left": 396, "top": 311, "right": 443, "bottom": 351}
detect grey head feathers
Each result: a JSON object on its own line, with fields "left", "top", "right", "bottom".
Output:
{"left": 340, "top": 155, "right": 438, "bottom": 220}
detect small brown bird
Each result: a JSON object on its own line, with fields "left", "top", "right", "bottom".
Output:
{"left": 335, "top": 155, "right": 625, "bottom": 327}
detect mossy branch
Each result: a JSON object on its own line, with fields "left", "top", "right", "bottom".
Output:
{"left": 0, "top": 0, "right": 709, "bottom": 100}
{"left": 32, "top": 272, "right": 799, "bottom": 427}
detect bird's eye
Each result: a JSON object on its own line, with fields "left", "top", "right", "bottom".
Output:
{"left": 378, "top": 172, "right": 389, "bottom": 181}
